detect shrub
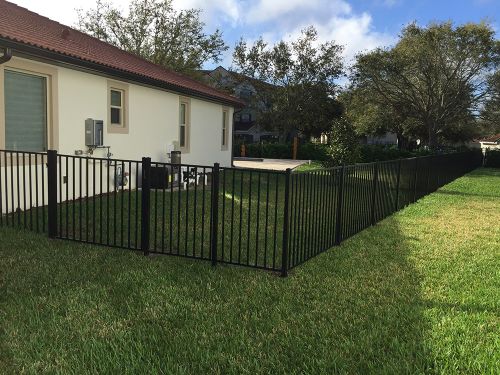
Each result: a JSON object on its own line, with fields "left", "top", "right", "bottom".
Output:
{"left": 233, "top": 141, "right": 329, "bottom": 160}
{"left": 485, "top": 149, "right": 500, "bottom": 167}
{"left": 297, "top": 143, "right": 330, "bottom": 161}
{"left": 358, "top": 145, "right": 431, "bottom": 163}
{"left": 324, "top": 117, "right": 360, "bottom": 166}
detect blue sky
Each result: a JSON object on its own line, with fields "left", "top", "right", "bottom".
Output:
{"left": 11, "top": 0, "right": 500, "bottom": 67}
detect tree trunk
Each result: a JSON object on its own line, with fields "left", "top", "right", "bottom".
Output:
{"left": 428, "top": 123, "right": 438, "bottom": 150}
{"left": 396, "top": 133, "right": 408, "bottom": 150}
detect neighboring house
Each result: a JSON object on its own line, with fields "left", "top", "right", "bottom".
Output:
{"left": 362, "top": 133, "right": 399, "bottom": 146}
{"left": 202, "top": 66, "right": 278, "bottom": 143}
{"left": 0, "top": 0, "right": 242, "bottom": 167}
{"left": 473, "top": 134, "right": 500, "bottom": 151}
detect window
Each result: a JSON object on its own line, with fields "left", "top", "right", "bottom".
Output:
{"left": 221, "top": 108, "right": 229, "bottom": 150}
{"left": 241, "top": 113, "right": 251, "bottom": 123}
{"left": 107, "top": 81, "right": 128, "bottom": 134}
{"left": 4, "top": 70, "right": 47, "bottom": 152}
{"left": 179, "top": 98, "right": 190, "bottom": 151}
{"left": 110, "top": 89, "right": 123, "bottom": 125}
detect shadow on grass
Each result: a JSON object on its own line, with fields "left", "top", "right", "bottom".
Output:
{"left": 458, "top": 167, "right": 499, "bottom": 177}
{"left": 434, "top": 190, "right": 500, "bottom": 199}
{"left": 0, "top": 214, "right": 428, "bottom": 373}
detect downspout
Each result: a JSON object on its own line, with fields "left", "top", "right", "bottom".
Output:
{"left": 0, "top": 47, "right": 12, "bottom": 65}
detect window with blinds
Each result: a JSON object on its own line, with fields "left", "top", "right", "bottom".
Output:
{"left": 4, "top": 70, "right": 47, "bottom": 152}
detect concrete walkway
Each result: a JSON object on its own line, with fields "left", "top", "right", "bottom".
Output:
{"left": 233, "top": 158, "right": 309, "bottom": 171}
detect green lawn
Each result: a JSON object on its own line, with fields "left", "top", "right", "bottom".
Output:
{"left": 1, "top": 168, "right": 499, "bottom": 374}
{"left": 294, "top": 160, "right": 325, "bottom": 171}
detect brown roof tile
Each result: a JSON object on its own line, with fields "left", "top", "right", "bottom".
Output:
{"left": 0, "top": 0, "right": 243, "bottom": 106}
{"left": 480, "top": 134, "right": 500, "bottom": 143}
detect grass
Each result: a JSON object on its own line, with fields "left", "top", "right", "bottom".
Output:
{"left": 1, "top": 168, "right": 499, "bottom": 374}
{"left": 294, "top": 160, "right": 324, "bottom": 171}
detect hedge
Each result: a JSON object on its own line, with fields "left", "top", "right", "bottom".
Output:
{"left": 485, "top": 149, "right": 500, "bottom": 168}
{"left": 233, "top": 142, "right": 435, "bottom": 163}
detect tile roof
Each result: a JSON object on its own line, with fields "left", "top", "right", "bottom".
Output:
{"left": 0, "top": 0, "right": 243, "bottom": 107}
{"left": 480, "top": 134, "right": 500, "bottom": 143}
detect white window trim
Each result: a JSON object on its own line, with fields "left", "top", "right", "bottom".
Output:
{"left": 110, "top": 89, "right": 124, "bottom": 126}
{"left": 221, "top": 107, "right": 229, "bottom": 151}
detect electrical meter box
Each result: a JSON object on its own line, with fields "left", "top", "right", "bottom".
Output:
{"left": 85, "top": 118, "right": 104, "bottom": 147}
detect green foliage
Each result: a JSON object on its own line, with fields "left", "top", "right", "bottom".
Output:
{"left": 232, "top": 27, "right": 344, "bottom": 138}
{"left": 485, "top": 149, "right": 500, "bottom": 168}
{"left": 325, "top": 117, "right": 360, "bottom": 166}
{"left": 481, "top": 71, "right": 500, "bottom": 134}
{"left": 296, "top": 143, "right": 330, "bottom": 161}
{"left": 233, "top": 142, "right": 330, "bottom": 161}
{"left": 351, "top": 21, "right": 500, "bottom": 148}
{"left": 358, "top": 145, "right": 431, "bottom": 163}
{"left": 77, "top": 0, "right": 228, "bottom": 75}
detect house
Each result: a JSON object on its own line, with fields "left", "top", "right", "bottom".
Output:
{"left": 474, "top": 134, "right": 500, "bottom": 151}
{"left": 0, "top": 0, "right": 243, "bottom": 167}
{"left": 202, "top": 66, "right": 279, "bottom": 144}
{"left": 362, "top": 133, "right": 399, "bottom": 146}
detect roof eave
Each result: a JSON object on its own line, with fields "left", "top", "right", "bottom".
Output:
{"left": 0, "top": 37, "right": 245, "bottom": 108}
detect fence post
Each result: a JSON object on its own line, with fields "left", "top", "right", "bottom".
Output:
{"left": 370, "top": 162, "right": 379, "bottom": 226}
{"left": 281, "top": 168, "right": 292, "bottom": 277}
{"left": 334, "top": 165, "right": 345, "bottom": 246}
{"left": 47, "top": 150, "right": 58, "bottom": 238}
{"left": 141, "top": 157, "right": 151, "bottom": 256}
{"left": 413, "top": 158, "right": 418, "bottom": 203}
{"left": 394, "top": 159, "right": 402, "bottom": 211}
{"left": 292, "top": 137, "right": 298, "bottom": 160}
{"left": 210, "top": 163, "right": 220, "bottom": 267}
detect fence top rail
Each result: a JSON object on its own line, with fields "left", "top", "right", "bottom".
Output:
{"left": 0, "top": 149, "right": 48, "bottom": 156}
{"left": 292, "top": 166, "right": 341, "bottom": 174}
{"left": 224, "top": 166, "right": 287, "bottom": 175}
{"left": 55, "top": 153, "right": 141, "bottom": 164}
{"left": 154, "top": 161, "right": 216, "bottom": 170}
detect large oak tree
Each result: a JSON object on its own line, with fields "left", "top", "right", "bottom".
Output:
{"left": 351, "top": 22, "right": 500, "bottom": 149}
{"left": 232, "top": 27, "right": 344, "bottom": 139}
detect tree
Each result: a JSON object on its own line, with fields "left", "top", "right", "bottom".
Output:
{"left": 232, "top": 27, "right": 344, "bottom": 139}
{"left": 77, "top": 0, "right": 228, "bottom": 75}
{"left": 351, "top": 22, "right": 500, "bottom": 149}
{"left": 339, "top": 88, "right": 420, "bottom": 149}
{"left": 325, "top": 117, "right": 360, "bottom": 166}
{"left": 481, "top": 70, "right": 500, "bottom": 134}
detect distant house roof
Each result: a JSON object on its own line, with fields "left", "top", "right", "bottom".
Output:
{"left": 202, "top": 66, "right": 277, "bottom": 91}
{"left": 479, "top": 134, "right": 500, "bottom": 143}
{"left": 0, "top": 0, "right": 243, "bottom": 107}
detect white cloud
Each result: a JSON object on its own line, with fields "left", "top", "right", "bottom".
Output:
{"left": 316, "top": 13, "right": 395, "bottom": 62}
{"left": 172, "top": 0, "right": 240, "bottom": 26}
{"left": 238, "top": 2, "right": 395, "bottom": 65}
{"left": 245, "top": 0, "right": 351, "bottom": 25}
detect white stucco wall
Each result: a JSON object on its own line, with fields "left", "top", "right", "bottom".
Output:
{"left": 56, "top": 62, "right": 233, "bottom": 167}
{"left": 1, "top": 56, "right": 234, "bottom": 166}
{"left": 1, "top": 56, "right": 235, "bottom": 214}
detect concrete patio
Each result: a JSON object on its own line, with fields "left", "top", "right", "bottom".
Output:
{"left": 232, "top": 158, "right": 309, "bottom": 171}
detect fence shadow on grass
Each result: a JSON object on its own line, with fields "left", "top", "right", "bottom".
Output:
{"left": 0, "top": 213, "right": 428, "bottom": 373}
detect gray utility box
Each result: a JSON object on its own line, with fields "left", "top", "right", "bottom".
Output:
{"left": 85, "top": 118, "right": 104, "bottom": 147}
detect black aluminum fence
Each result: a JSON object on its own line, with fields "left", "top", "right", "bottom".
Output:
{"left": 286, "top": 151, "right": 483, "bottom": 271}
{"left": 0, "top": 149, "right": 482, "bottom": 276}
